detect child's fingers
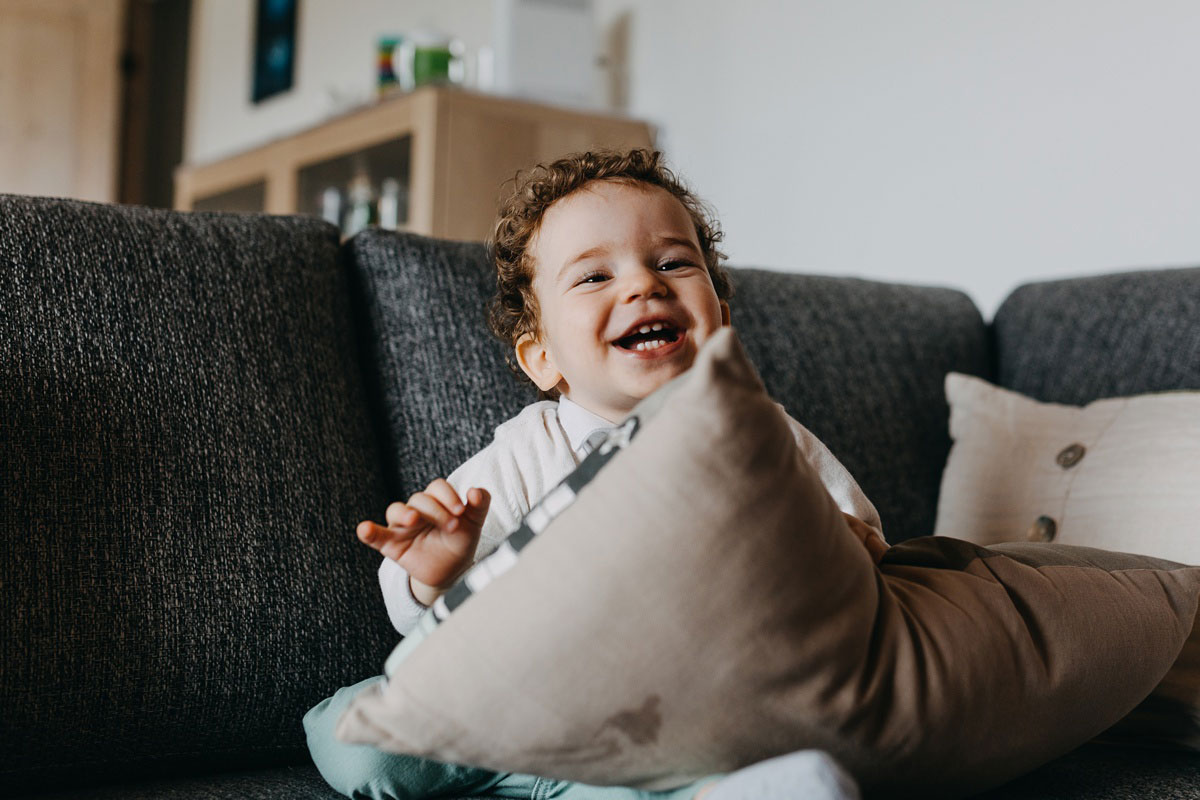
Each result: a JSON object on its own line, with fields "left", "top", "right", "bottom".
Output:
{"left": 842, "top": 512, "right": 889, "bottom": 564}
{"left": 866, "top": 534, "right": 890, "bottom": 564}
{"left": 423, "top": 478, "right": 466, "bottom": 516}
{"left": 460, "top": 488, "right": 491, "bottom": 529}
{"left": 358, "top": 520, "right": 403, "bottom": 550}
{"left": 385, "top": 501, "right": 418, "bottom": 528}
{"left": 405, "top": 492, "right": 457, "bottom": 531}
{"left": 357, "top": 520, "right": 420, "bottom": 562}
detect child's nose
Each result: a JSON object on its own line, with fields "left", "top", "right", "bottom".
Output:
{"left": 620, "top": 267, "right": 669, "bottom": 301}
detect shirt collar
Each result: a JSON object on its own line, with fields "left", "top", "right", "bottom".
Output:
{"left": 557, "top": 395, "right": 616, "bottom": 455}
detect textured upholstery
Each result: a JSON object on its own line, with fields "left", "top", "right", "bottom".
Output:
{"left": 19, "top": 764, "right": 481, "bottom": 800}
{"left": 4, "top": 200, "right": 1195, "bottom": 797}
{"left": 20, "top": 746, "right": 1199, "bottom": 800}
{"left": 344, "top": 229, "right": 535, "bottom": 502}
{"left": 0, "top": 196, "right": 396, "bottom": 793}
{"left": 976, "top": 743, "right": 1200, "bottom": 799}
{"left": 19, "top": 765, "right": 341, "bottom": 800}
{"left": 347, "top": 229, "right": 989, "bottom": 542}
{"left": 993, "top": 267, "right": 1200, "bottom": 404}
{"left": 727, "top": 270, "right": 988, "bottom": 543}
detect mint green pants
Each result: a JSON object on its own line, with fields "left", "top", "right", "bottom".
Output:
{"left": 303, "top": 676, "right": 718, "bottom": 800}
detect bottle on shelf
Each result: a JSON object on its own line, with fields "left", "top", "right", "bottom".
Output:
{"left": 343, "top": 170, "right": 376, "bottom": 237}
{"left": 378, "top": 178, "right": 402, "bottom": 230}
{"left": 319, "top": 186, "right": 342, "bottom": 227}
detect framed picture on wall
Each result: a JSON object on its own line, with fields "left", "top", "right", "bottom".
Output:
{"left": 252, "top": 0, "right": 297, "bottom": 103}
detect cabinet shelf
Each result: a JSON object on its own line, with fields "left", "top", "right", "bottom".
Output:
{"left": 174, "top": 87, "right": 654, "bottom": 242}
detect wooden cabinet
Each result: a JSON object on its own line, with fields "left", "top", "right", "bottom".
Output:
{"left": 174, "top": 87, "right": 654, "bottom": 242}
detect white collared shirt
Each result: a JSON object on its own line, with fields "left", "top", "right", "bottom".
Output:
{"left": 555, "top": 394, "right": 616, "bottom": 456}
{"left": 378, "top": 396, "right": 881, "bottom": 635}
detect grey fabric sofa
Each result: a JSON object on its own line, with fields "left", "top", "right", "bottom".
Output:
{"left": 1, "top": 193, "right": 1197, "bottom": 799}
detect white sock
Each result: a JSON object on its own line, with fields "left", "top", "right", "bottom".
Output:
{"left": 701, "top": 750, "right": 860, "bottom": 800}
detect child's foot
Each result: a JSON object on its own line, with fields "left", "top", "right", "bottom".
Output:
{"left": 696, "top": 750, "right": 860, "bottom": 800}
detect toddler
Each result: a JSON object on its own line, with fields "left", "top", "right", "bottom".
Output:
{"left": 305, "top": 149, "right": 886, "bottom": 800}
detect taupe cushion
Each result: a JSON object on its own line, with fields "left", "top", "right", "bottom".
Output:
{"left": 336, "top": 329, "right": 1200, "bottom": 797}
{"left": 1103, "top": 612, "right": 1200, "bottom": 754}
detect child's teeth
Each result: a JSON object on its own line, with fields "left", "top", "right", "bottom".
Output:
{"left": 638, "top": 325, "right": 651, "bottom": 334}
{"left": 652, "top": 323, "right": 664, "bottom": 331}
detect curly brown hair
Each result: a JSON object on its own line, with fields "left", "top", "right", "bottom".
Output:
{"left": 487, "top": 148, "right": 732, "bottom": 395}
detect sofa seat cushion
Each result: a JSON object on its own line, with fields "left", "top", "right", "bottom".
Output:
{"left": 975, "top": 743, "right": 1200, "bottom": 799}
{"left": 0, "top": 196, "right": 396, "bottom": 792}
{"left": 15, "top": 765, "right": 342, "bottom": 800}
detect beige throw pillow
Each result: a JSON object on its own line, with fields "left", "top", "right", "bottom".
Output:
{"left": 933, "top": 372, "right": 1200, "bottom": 564}
{"left": 337, "top": 330, "right": 1200, "bottom": 797}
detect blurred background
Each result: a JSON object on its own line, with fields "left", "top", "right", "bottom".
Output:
{"left": 3, "top": 0, "right": 1199, "bottom": 317}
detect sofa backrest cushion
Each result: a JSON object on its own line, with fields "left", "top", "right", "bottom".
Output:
{"left": 993, "top": 267, "right": 1200, "bottom": 404}
{"left": 344, "top": 230, "right": 537, "bottom": 505}
{"left": 723, "top": 269, "right": 988, "bottom": 543}
{"left": 0, "top": 196, "right": 395, "bottom": 792}
{"left": 346, "top": 231, "right": 989, "bottom": 542}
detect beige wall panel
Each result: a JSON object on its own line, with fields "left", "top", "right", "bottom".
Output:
{"left": 0, "top": 0, "right": 123, "bottom": 202}
{"left": 73, "top": 0, "right": 124, "bottom": 202}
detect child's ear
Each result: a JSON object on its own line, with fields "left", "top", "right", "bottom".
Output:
{"left": 720, "top": 300, "right": 731, "bottom": 326}
{"left": 515, "top": 333, "right": 564, "bottom": 392}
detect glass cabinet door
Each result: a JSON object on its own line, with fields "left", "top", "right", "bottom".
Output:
{"left": 297, "top": 134, "right": 412, "bottom": 237}
{"left": 192, "top": 180, "right": 266, "bottom": 213}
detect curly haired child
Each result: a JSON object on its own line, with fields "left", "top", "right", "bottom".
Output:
{"left": 304, "top": 149, "right": 886, "bottom": 800}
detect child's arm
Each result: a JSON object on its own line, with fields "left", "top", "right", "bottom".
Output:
{"left": 357, "top": 480, "right": 491, "bottom": 606}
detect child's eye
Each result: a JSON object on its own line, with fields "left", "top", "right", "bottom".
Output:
{"left": 575, "top": 271, "right": 609, "bottom": 286}
{"left": 657, "top": 260, "right": 693, "bottom": 271}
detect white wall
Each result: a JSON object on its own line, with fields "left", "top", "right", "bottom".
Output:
{"left": 185, "top": 0, "right": 498, "bottom": 163}
{"left": 600, "top": 0, "right": 1200, "bottom": 317}
{"left": 187, "top": 0, "right": 1200, "bottom": 318}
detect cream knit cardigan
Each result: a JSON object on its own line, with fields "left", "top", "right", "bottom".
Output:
{"left": 379, "top": 396, "right": 882, "bottom": 635}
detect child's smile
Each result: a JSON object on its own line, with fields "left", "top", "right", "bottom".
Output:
{"left": 611, "top": 317, "right": 684, "bottom": 355}
{"left": 515, "top": 180, "right": 730, "bottom": 422}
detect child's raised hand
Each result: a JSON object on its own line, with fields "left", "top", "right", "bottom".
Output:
{"left": 843, "top": 512, "right": 889, "bottom": 564}
{"left": 357, "top": 480, "right": 491, "bottom": 600}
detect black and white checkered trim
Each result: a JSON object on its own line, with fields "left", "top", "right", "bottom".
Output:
{"left": 433, "top": 414, "right": 639, "bottom": 620}
{"left": 384, "top": 415, "right": 641, "bottom": 677}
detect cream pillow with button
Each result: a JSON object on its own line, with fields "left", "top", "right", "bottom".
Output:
{"left": 934, "top": 372, "right": 1200, "bottom": 564}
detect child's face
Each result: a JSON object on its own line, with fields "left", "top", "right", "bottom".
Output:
{"left": 516, "top": 180, "right": 730, "bottom": 422}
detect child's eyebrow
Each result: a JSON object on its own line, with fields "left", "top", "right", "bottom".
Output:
{"left": 653, "top": 235, "right": 702, "bottom": 253}
{"left": 557, "top": 245, "right": 610, "bottom": 281}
